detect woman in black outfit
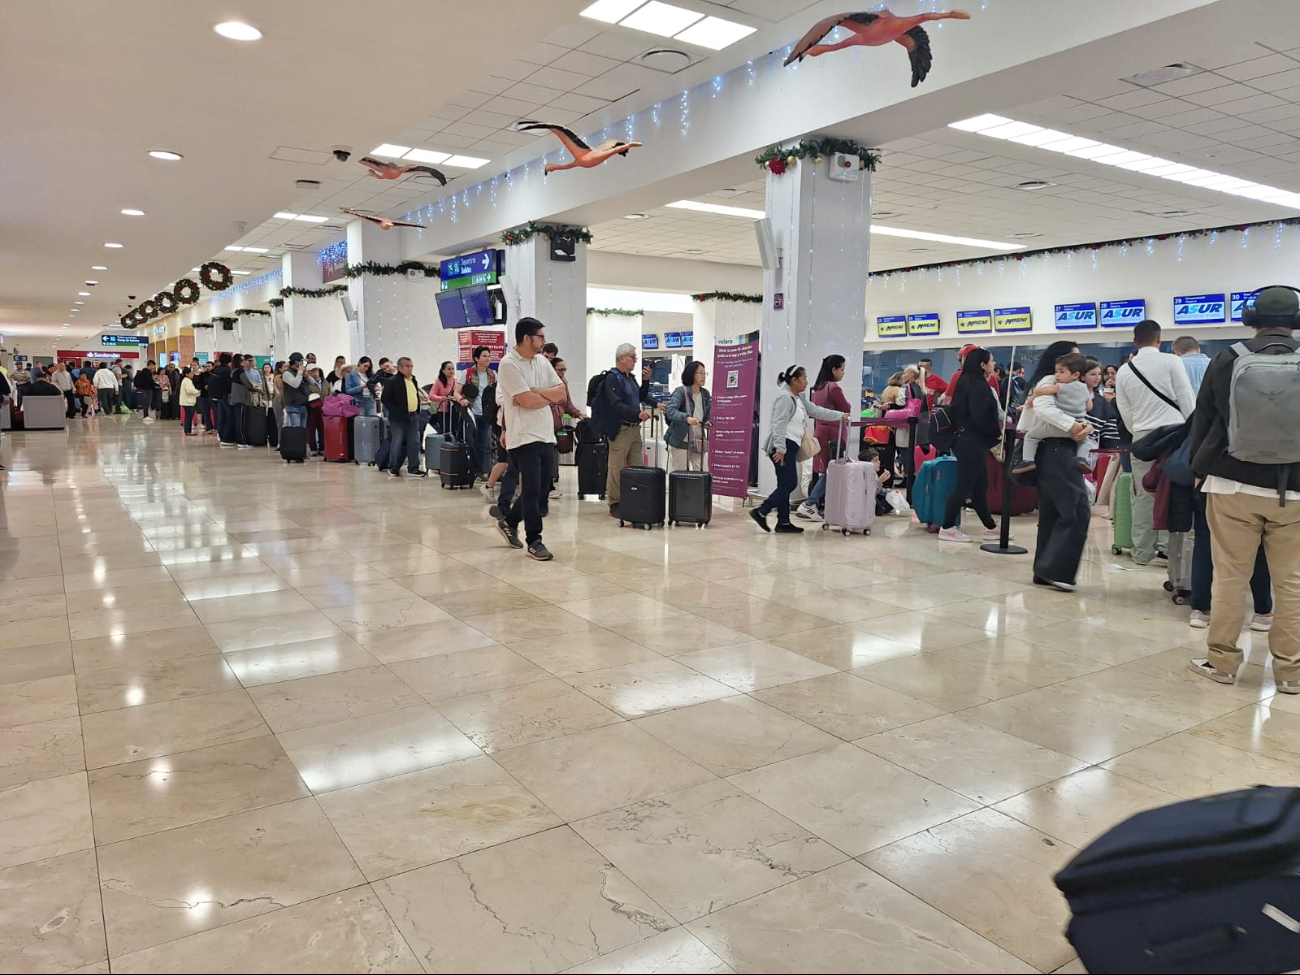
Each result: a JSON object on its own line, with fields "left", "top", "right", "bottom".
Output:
{"left": 1026, "top": 341, "right": 1092, "bottom": 591}
{"left": 938, "top": 348, "right": 1005, "bottom": 543}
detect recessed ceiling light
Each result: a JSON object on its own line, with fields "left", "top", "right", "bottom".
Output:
{"left": 1123, "top": 63, "right": 1202, "bottom": 87}
{"left": 623, "top": 213, "right": 650, "bottom": 220}
{"left": 371, "top": 143, "right": 412, "bottom": 158}
{"left": 683, "top": 248, "right": 705, "bottom": 254}
{"left": 104, "top": 242, "right": 123, "bottom": 248}
{"left": 120, "top": 208, "right": 145, "bottom": 216}
{"left": 74, "top": 301, "right": 85, "bottom": 305}
{"left": 1014, "top": 180, "right": 1056, "bottom": 191}
{"left": 404, "top": 148, "right": 451, "bottom": 165}
{"left": 443, "top": 154, "right": 490, "bottom": 169}
{"left": 78, "top": 291, "right": 91, "bottom": 296}
{"left": 147, "top": 150, "right": 183, "bottom": 161}
{"left": 1159, "top": 209, "right": 1192, "bottom": 217}
{"left": 667, "top": 199, "right": 766, "bottom": 219}
{"left": 91, "top": 265, "right": 108, "bottom": 270}
{"left": 621, "top": 1, "right": 702, "bottom": 37}
{"left": 580, "top": 0, "right": 643, "bottom": 23}
{"left": 674, "top": 16, "right": 756, "bottom": 50}
{"left": 85, "top": 280, "right": 98, "bottom": 285}
{"left": 213, "top": 21, "right": 262, "bottom": 41}
{"left": 872, "top": 210, "right": 896, "bottom": 218}
{"left": 950, "top": 113, "right": 1300, "bottom": 210}
{"left": 241, "top": 246, "right": 269, "bottom": 253}
{"left": 1009, "top": 232, "right": 1042, "bottom": 238}
{"left": 871, "top": 225, "right": 1025, "bottom": 251}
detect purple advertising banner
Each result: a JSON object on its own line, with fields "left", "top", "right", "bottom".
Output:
{"left": 710, "top": 338, "right": 759, "bottom": 499}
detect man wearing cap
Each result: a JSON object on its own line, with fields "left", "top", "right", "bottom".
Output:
{"left": 282, "top": 353, "right": 308, "bottom": 428}
{"left": 1187, "top": 286, "right": 1300, "bottom": 693}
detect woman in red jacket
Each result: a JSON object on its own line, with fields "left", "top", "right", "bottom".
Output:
{"left": 796, "top": 354, "right": 853, "bottom": 521}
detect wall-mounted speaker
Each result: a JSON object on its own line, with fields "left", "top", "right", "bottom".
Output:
{"left": 340, "top": 294, "right": 357, "bottom": 322}
{"left": 754, "top": 218, "right": 779, "bottom": 271}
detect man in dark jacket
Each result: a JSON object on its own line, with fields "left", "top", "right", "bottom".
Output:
{"left": 210, "top": 353, "right": 236, "bottom": 446}
{"left": 601, "top": 344, "right": 652, "bottom": 518}
{"left": 133, "top": 360, "right": 158, "bottom": 422}
{"left": 1188, "top": 286, "right": 1300, "bottom": 693}
{"left": 379, "top": 356, "right": 426, "bottom": 478}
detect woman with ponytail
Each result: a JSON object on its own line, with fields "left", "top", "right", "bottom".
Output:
{"left": 752, "top": 364, "right": 849, "bottom": 534}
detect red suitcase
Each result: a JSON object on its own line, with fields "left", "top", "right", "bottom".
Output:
{"left": 987, "top": 453, "right": 1037, "bottom": 516}
{"left": 324, "top": 415, "right": 353, "bottom": 463}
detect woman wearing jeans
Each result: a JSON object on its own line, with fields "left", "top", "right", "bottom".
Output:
{"left": 751, "top": 365, "right": 848, "bottom": 535}
{"left": 937, "top": 349, "right": 1008, "bottom": 543}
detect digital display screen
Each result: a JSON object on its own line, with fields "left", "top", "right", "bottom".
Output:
{"left": 1174, "top": 293, "right": 1227, "bottom": 325}
{"left": 435, "top": 289, "right": 468, "bottom": 329}
{"left": 664, "top": 332, "right": 682, "bottom": 349}
{"left": 1100, "top": 299, "right": 1145, "bottom": 327}
{"left": 1231, "top": 291, "right": 1255, "bottom": 323}
{"left": 1054, "top": 303, "right": 1097, "bottom": 330}
{"left": 461, "top": 285, "right": 494, "bottom": 327}
{"left": 681, "top": 331, "right": 693, "bottom": 346}
{"left": 642, "top": 334, "right": 659, "bottom": 350}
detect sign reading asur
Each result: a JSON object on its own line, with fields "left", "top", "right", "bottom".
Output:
{"left": 709, "top": 336, "right": 759, "bottom": 500}
{"left": 455, "top": 329, "right": 507, "bottom": 366}
{"left": 1054, "top": 302, "right": 1098, "bottom": 330}
{"left": 1174, "top": 293, "right": 1227, "bottom": 325}
{"left": 1100, "top": 299, "right": 1145, "bottom": 327}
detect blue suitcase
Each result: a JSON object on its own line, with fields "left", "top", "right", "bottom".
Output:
{"left": 1055, "top": 786, "right": 1300, "bottom": 974}
{"left": 912, "top": 455, "right": 960, "bottom": 529}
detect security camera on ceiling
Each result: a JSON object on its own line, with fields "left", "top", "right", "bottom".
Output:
{"left": 332, "top": 146, "right": 352, "bottom": 162}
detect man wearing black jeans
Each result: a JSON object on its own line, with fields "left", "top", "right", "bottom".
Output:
{"left": 495, "top": 317, "right": 565, "bottom": 561}
{"left": 210, "top": 353, "right": 236, "bottom": 446}
{"left": 378, "top": 357, "right": 427, "bottom": 478}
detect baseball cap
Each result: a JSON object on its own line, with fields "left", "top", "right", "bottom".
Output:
{"left": 1252, "top": 286, "right": 1299, "bottom": 321}
{"left": 959, "top": 344, "right": 979, "bottom": 356}
{"left": 289, "top": 352, "right": 304, "bottom": 364}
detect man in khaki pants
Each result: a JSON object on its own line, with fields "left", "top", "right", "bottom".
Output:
{"left": 1188, "top": 286, "right": 1300, "bottom": 693}
{"left": 600, "top": 344, "right": 651, "bottom": 518}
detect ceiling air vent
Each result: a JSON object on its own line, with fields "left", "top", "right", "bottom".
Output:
{"left": 1123, "top": 63, "right": 1203, "bottom": 87}
{"left": 638, "top": 48, "right": 696, "bottom": 73}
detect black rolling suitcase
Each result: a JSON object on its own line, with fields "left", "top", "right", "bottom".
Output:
{"left": 265, "top": 408, "right": 278, "bottom": 449}
{"left": 577, "top": 441, "right": 608, "bottom": 499}
{"left": 242, "top": 404, "right": 267, "bottom": 447}
{"left": 619, "top": 466, "right": 665, "bottom": 529}
{"left": 1055, "top": 786, "right": 1300, "bottom": 974}
{"left": 440, "top": 406, "right": 475, "bottom": 488}
{"left": 669, "top": 430, "right": 711, "bottom": 528}
{"left": 279, "top": 425, "right": 307, "bottom": 463}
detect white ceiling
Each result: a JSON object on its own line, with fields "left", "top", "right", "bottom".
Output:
{"left": 587, "top": 37, "right": 1300, "bottom": 271}
{"left": 0, "top": 0, "right": 585, "bottom": 348}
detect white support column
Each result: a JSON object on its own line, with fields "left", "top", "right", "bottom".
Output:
{"left": 282, "top": 250, "right": 352, "bottom": 364}
{"left": 758, "top": 149, "right": 872, "bottom": 493}
{"left": 504, "top": 237, "right": 587, "bottom": 388}
{"left": 695, "top": 299, "right": 762, "bottom": 374}
{"left": 346, "top": 219, "right": 404, "bottom": 362}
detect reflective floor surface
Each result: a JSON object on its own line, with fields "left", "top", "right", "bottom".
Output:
{"left": 0, "top": 416, "right": 1289, "bottom": 974}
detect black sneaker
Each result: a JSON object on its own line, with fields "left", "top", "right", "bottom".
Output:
{"left": 488, "top": 504, "right": 502, "bottom": 519}
{"left": 408, "top": 469, "right": 428, "bottom": 478}
{"left": 388, "top": 470, "right": 400, "bottom": 478}
{"left": 775, "top": 522, "right": 804, "bottom": 534}
{"left": 527, "top": 542, "right": 554, "bottom": 561}
{"left": 496, "top": 518, "right": 523, "bottom": 549}
{"left": 750, "top": 509, "right": 770, "bottom": 532}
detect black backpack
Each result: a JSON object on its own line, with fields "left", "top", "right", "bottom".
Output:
{"left": 586, "top": 370, "right": 609, "bottom": 408}
{"left": 481, "top": 382, "right": 498, "bottom": 428}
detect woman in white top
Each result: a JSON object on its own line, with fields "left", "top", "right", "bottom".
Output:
{"left": 751, "top": 364, "right": 849, "bottom": 534}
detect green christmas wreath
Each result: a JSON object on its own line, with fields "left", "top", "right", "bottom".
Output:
{"left": 155, "top": 290, "right": 178, "bottom": 315}
{"left": 173, "top": 279, "right": 201, "bottom": 305}
{"left": 200, "top": 261, "right": 233, "bottom": 291}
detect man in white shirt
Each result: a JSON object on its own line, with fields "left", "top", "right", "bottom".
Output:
{"left": 495, "top": 317, "right": 566, "bottom": 561}
{"left": 1115, "top": 320, "right": 1195, "bottom": 565}
{"left": 93, "top": 362, "right": 120, "bottom": 415}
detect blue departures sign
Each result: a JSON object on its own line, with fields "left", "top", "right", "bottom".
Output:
{"left": 1174, "top": 293, "right": 1226, "bottom": 325}
{"left": 440, "top": 249, "right": 499, "bottom": 280}
{"left": 1054, "top": 302, "right": 1097, "bottom": 330}
{"left": 1100, "top": 299, "right": 1145, "bottom": 327}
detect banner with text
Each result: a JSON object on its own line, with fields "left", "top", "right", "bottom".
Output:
{"left": 907, "top": 313, "right": 939, "bottom": 337}
{"left": 876, "top": 315, "right": 906, "bottom": 338}
{"left": 456, "top": 329, "right": 507, "bottom": 366}
{"left": 956, "top": 310, "right": 992, "bottom": 334}
{"left": 994, "top": 307, "right": 1033, "bottom": 332}
{"left": 710, "top": 337, "right": 759, "bottom": 499}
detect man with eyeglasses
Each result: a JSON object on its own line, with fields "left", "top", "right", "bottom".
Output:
{"left": 601, "top": 343, "right": 653, "bottom": 519}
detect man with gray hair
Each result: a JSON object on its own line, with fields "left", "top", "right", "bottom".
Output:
{"left": 600, "top": 343, "right": 652, "bottom": 518}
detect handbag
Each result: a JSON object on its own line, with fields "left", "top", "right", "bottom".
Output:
{"left": 796, "top": 427, "right": 820, "bottom": 463}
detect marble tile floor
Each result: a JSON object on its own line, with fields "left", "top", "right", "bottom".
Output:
{"left": 0, "top": 418, "right": 1291, "bottom": 974}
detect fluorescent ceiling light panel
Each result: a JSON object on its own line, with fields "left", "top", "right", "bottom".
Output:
{"left": 240, "top": 246, "right": 269, "bottom": 253}
{"left": 871, "top": 225, "right": 1025, "bottom": 251}
{"left": 294, "top": 214, "right": 330, "bottom": 223}
{"left": 620, "top": 1, "right": 703, "bottom": 37}
{"left": 950, "top": 113, "right": 1300, "bottom": 212}
{"left": 92, "top": 265, "right": 107, "bottom": 270}
{"left": 274, "top": 212, "right": 300, "bottom": 220}
{"left": 580, "top": 0, "right": 644, "bottom": 23}
{"left": 214, "top": 21, "right": 262, "bottom": 41}
{"left": 224, "top": 245, "right": 245, "bottom": 251}
{"left": 1008, "top": 128, "right": 1070, "bottom": 147}
{"left": 120, "top": 208, "right": 145, "bottom": 216}
{"left": 403, "top": 148, "right": 450, "bottom": 164}
{"left": 232, "top": 270, "right": 251, "bottom": 275}
{"left": 674, "top": 16, "right": 756, "bottom": 50}
{"left": 371, "top": 144, "right": 411, "bottom": 158}
{"left": 667, "top": 199, "right": 766, "bottom": 219}
{"left": 443, "top": 154, "right": 490, "bottom": 168}
{"left": 104, "top": 242, "right": 123, "bottom": 248}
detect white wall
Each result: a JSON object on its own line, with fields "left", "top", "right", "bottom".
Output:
{"left": 865, "top": 223, "right": 1300, "bottom": 350}
{"left": 588, "top": 252, "right": 762, "bottom": 297}
{"left": 587, "top": 313, "right": 641, "bottom": 383}
{"left": 641, "top": 311, "right": 693, "bottom": 357}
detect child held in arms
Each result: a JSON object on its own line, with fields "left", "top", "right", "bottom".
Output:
{"left": 1014, "top": 352, "right": 1094, "bottom": 475}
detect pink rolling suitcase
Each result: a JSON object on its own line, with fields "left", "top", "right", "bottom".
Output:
{"left": 822, "top": 420, "right": 875, "bottom": 536}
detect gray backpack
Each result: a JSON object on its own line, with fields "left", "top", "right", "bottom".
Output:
{"left": 1227, "top": 338, "right": 1300, "bottom": 475}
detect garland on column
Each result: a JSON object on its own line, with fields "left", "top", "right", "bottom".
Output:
{"left": 755, "top": 138, "right": 880, "bottom": 175}
{"left": 279, "top": 284, "right": 349, "bottom": 299}
{"left": 587, "top": 307, "right": 643, "bottom": 317}
{"left": 500, "top": 221, "right": 593, "bottom": 245}
{"left": 342, "top": 260, "right": 439, "bottom": 278}
{"left": 691, "top": 291, "right": 762, "bottom": 303}
{"left": 234, "top": 308, "right": 271, "bottom": 317}
{"left": 213, "top": 316, "right": 237, "bottom": 328}
{"left": 268, "top": 298, "right": 285, "bottom": 308}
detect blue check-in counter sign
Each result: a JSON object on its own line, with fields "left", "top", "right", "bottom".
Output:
{"left": 1100, "top": 299, "right": 1145, "bottom": 327}
{"left": 1054, "top": 302, "right": 1097, "bottom": 330}
{"left": 956, "top": 310, "right": 992, "bottom": 334}
{"left": 1231, "top": 291, "right": 1255, "bottom": 323}
{"left": 877, "top": 315, "right": 907, "bottom": 338}
{"left": 1174, "top": 294, "right": 1226, "bottom": 325}
{"left": 907, "top": 313, "right": 940, "bottom": 336}
{"left": 994, "top": 307, "right": 1032, "bottom": 332}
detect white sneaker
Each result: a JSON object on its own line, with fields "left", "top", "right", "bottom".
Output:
{"left": 1252, "top": 614, "right": 1274, "bottom": 632}
{"left": 480, "top": 484, "right": 496, "bottom": 502}
{"left": 982, "top": 528, "right": 1014, "bottom": 542}
{"left": 937, "top": 527, "right": 971, "bottom": 542}
{"left": 1276, "top": 679, "right": 1300, "bottom": 695}
{"left": 142, "top": 416, "right": 154, "bottom": 424}
{"left": 794, "top": 503, "right": 822, "bottom": 522}
{"left": 1189, "top": 610, "right": 1211, "bottom": 629}
{"left": 1188, "top": 657, "right": 1236, "bottom": 685}
{"left": 549, "top": 489, "right": 563, "bottom": 500}
{"left": 237, "top": 443, "right": 252, "bottom": 450}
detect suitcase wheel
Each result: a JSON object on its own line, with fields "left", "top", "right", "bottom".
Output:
{"left": 1111, "top": 545, "right": 1123, "bottom": 555}
{"left": 842, "top": 529, "right": 851, "bottom": 537}
{"left": 1172, "top": 592, "right": 1188, "bottom": 606}
{"left": 696, "top": 521, "right": 706, "bottom": 529}
{"left": 821, "top": 524, "right": 829, "bottom": 531}
{"left": 619, "top": 519, "right": 625, "bottom": 527}
{"left": 1163, "top": 581, "right": 1174, "bottom": 592}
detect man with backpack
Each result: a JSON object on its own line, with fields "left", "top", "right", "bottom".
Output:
{"left": 593, "top": 344, "right": 652, "bottom": 519}
{"left": 1188, "top": 286, "right": 1300, "bottom": 693}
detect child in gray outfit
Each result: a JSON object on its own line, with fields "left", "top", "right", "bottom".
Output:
{"left": 1014, "top": 352, "right": 1093, "bottom": 473}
